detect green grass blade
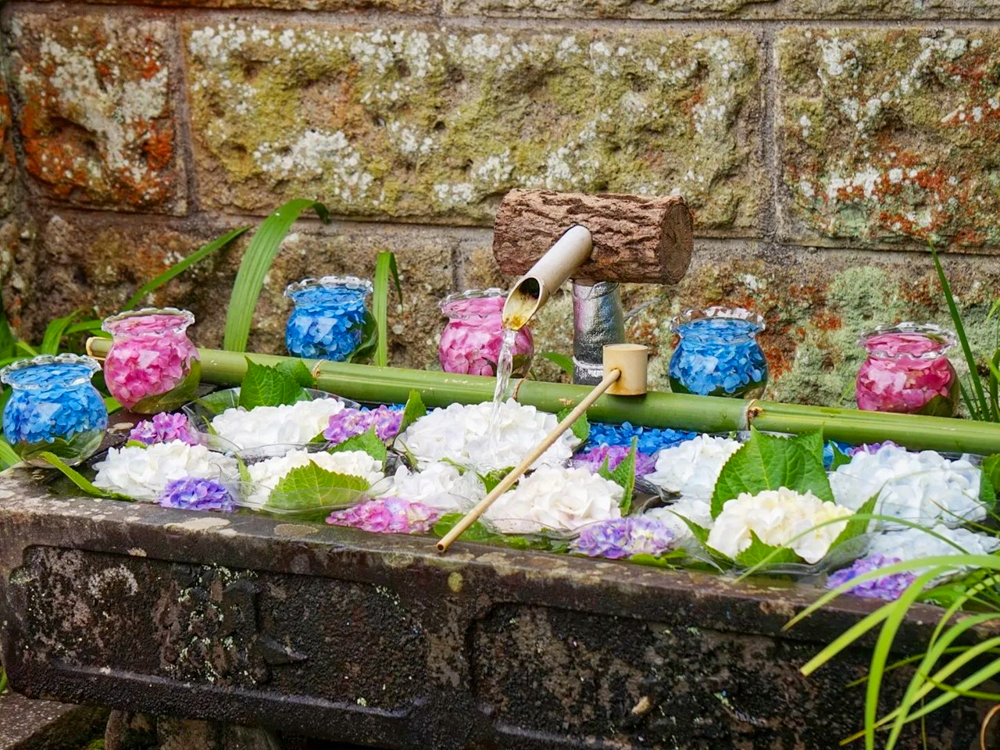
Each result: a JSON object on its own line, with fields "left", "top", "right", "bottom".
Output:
{"left": 0, "top": 668, "right": 7, "bottom": 695}
{"left": 125, "top": 226, "right": 248, "bottom": 310}
{"left": 41, "top": 308, "right": 85, "bottom": 355}
{"left": 0, "top": 437, "right": 20, "bottom": 469}
{"left": 223, "top": 200, "right": 329, "bottom": 352}
{"left": 372, "top": 251, "right": 400, "bottom": 368}
{"left": 930, "top": 244, "right": 990, "bottom": 420}
{"left": 0, "top": 293, "right": 16, "bottom": 361}
{"left": 988, "top": 351, "right": 1000, "bottom": 421}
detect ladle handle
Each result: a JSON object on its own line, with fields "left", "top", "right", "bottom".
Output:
{"left": 436, "top": 368, "right": 621, "bottom": 553}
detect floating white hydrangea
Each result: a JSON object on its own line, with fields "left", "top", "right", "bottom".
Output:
{"left": 830, "top": 445, "right": 983, "bottom": 528}
{"left": 377, "top": 461, "right": 485, "bottom": 511}
{"left": 210, "top": 398, "right": 347, "bottom": 451}
{"left": 707, "top": 488, "right": 854, "bottom": 564}
{"left": 94, "top": 441, "right": 238, "bottom": 502}
{"left": 644, "top": 497, "right": 714, "bottom": 546}
{"left": 645, "top": 434, "right": 742, "bottom": 498}
{"left": 868, "top": 524, "right": 1000, "bottom": 578}
{"left": 242, "top": 449, "right": 384, "bottom": 510}
{"left": 485, "top": 465, "right": 622, "bottom": 535}
{"left": 396, "top": 400, "right": 578, "bottom": 472}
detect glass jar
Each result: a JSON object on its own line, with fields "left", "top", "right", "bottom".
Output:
{"left": 1, "top": 354, "right": 108, "bottom": 466}
{"left": 439, "top": 289, "right": 534, "bottom": 376}
{"left": 285, "top": 276, "right": 373, "bottom": 361}
{"left": 668, "top": 307, "right": 768, "bottom": 398}
{"left": 102, "top": 308, "right": 201, "bottom": 413}
{"left": 856, "top": 323, "right": 958, "bottom": 416}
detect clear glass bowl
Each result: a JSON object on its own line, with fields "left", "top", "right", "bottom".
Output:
{"left": 284, "top": 276, "right": 373, "bottom": 361}
{"left": 668, "top": 307, "right": 768, "bottom": 398}
{"left": 438, "top": 289, "right": 534, "bottom": 377}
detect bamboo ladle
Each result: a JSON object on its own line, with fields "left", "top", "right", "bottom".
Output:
{"left": 436, "top": 343, "right": 649, "bottom": 554}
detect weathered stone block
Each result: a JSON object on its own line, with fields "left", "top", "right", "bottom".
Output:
{"left": 29, "top": 214, "right": 456, "bottom": 371}
{"left": 0, "top": 74, "right": 16, "bottom": 219}
{"left": 778, "top": 28, "right": 1000, "bottom": 250}
{"left": 69, "top": 0, "right": 435, "bottom": 10}
{"left": 6, "top": 13, "right": 185, "bottom": 214}
{"left": 184, "top": 23, "right": 762, "bottom": 233}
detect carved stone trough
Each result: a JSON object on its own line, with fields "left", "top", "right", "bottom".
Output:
{"left": 0, "top": 467, "right": 988, "bottom": 749}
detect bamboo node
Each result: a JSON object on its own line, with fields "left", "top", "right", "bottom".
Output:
{"left": 85, "top": 336, "right": 102, "bottom": 361}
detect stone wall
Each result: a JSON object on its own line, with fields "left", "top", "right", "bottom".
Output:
{"left": 0, "top": 1, "right": 998, "bottom": 404}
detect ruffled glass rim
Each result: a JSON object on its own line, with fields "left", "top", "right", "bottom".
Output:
{"left": 284, "top": 275, "right": 374, "bottom": 300}
{"left": 669, "top": 306, "right": 766, "bottom": 334}
{"left": 102, "top": 307, "right": 195, "bottom": 336}
{"left": 0, "top": 353, "right": 101, "bottom": 389}
{"left": 858, "top": 322, "right": 956, "bottom": 359}
{"left": 439, "top": 287, "right": 506, "bottom": 319}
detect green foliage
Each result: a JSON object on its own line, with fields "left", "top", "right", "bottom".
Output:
{"left": 372, "top": 251, "right": 403, "bottom": 367}
{"left": 598, "top": 437, "right": 637, "bottom": 514}
{"left": 982, "top": 455, "right": 1000, "bottom": 505}
{"left": 265, "top": 463, "right": 370, "bottom": 519}
{"left": 432, "top": 512, "right": 566, "bottom": 552}
{"left": 275, "top": 359, "right": 316, "bottom": 387}
{"left": 39, "top": 452, "right": 133, "bottom": 501}
{"left": 224, "top": 199, "right": 330, "bottom": 352}
{"left": 711, "top": 429, "right": 833, "bottom": 517}
{"left": 0, "top": 667, "right": 6, "bottom": 695}
{"left": 556, "top": 406, "right": 590, "bottom": 442}
{"left": 239, "top": 359, "right": 309, "bottom": 409}
{"left": 829, "top": 443, "right": 853, "bottom": 470}
{"left": 734, "top": 532, "right": 800, "bottom": 567}
{"left": 398, "top": 389, "right": 427, "bottom": 433}
{"left": 329, "top": 428, "right": 388, "bottom": 464}
{"left": 536, "top": 351, "right": 574, "bottom": 377}
{"left": 477, "top": 467, "right": 515, "bottom": 493}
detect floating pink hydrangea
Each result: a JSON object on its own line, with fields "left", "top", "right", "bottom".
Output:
{"left": 326, "top": 496, "right": 441, "bottom": 534}
{"left": 129, "top": 412, "right": 197, "bottom": 445}
{"left": 856, "top": 327, "right": 956, "bottom": 415}
{"left": 439, "top": 291, "right": 533, "bottom": 376}
{"left": 103, "top": 309, "right": 199, "bottom": 410}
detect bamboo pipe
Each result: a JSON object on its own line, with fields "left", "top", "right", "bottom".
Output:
{"left": 84, "top": 339, "right": 1000, "bottom": 456}
{"left": 437, "top": 368, "right": 622, "bottom": 553}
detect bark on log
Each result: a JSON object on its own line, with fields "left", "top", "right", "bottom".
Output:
{"left": 492, "top": 190, "right": 693, "bottom": 284}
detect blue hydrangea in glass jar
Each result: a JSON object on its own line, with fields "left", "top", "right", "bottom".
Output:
{"left": 285, "top": 276, "right": 374, "bottom": 360}
{"left": 1, "top": 354, "right": 108, "bottom": 466}
{"left": 668, "top": 307, "right": 768, "bottom": 398}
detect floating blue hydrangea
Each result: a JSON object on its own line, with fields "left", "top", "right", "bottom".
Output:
{"left": 669, "top": 317, "right": 768, "bottom": 397}
{"left": 588, "top": 421, "right": 696, "bottom": 454}
{"left": 1, "top": 357, "right": 107, "bottom": 448}
{"left": 285, "top": 277, "right": 372, "bottom": 360}
{"left": 159, "top": 477, "right": 235, "bottom": 512}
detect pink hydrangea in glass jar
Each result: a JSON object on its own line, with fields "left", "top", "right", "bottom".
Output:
{"left": 438, "top": 289, "right": 534, "bottom": 376}
{"left": 102, "top": 308, "right": 201, "bottom": 413}
{"left": 856, "top": 323, "right": 958, "bottom": 416}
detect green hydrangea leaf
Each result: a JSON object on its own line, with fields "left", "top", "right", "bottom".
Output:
{"left": 275, "top": 359, "right": 316, "bottom": 387}
{"left": 830, "top": 493, "right": 877, "bottom": 550}
{"left": 477, "top": 467, "right": 515, "bottom": 493}
{"left": 711, "top": 429, "right": 833, "bottom": 518}
{"left": 557, "top": 406, "right": 590, "bottom": 443}
{"left": 399, "top": 389, "right": 427, "bottom": 433}
{"left": 329, "top": 428, "right": 388, "bottom": 464}
{"left": 734, "top": 531, "right": 800, "bottom": 567}
{"left": 239, "top": 359, "right": 309, "bottom": 409}
{"left": 597, "top": 437, "right": 637, "bottom": 515}
{"left": 829, "top": 444, "right": 853, "bottom": 470}
{"left": 265, "top": 463, "right": 370, "bottom": 518}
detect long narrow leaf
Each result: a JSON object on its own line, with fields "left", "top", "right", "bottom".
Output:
{"left": 223, "top": 201, "right": 329, "bottom": 352}
{"left": 930, "top": 245, "right": 989, "bottom": 419}
{"left": 0, "top": 292, "right": 16, "bottom": 361}
{"left": 41, "top": 308, "right": 84, "bottom": 355}
{"left": 0, "top": 437, "right": 20, "bottom": 469}
{"left": 372, "top": 251, "right": 401, "bottom": 368}
{"left": 125, "top": 227, "right": 249, "bottom": 310}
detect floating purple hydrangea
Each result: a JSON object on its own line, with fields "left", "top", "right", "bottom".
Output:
{"left": 571, "top": 517, "right": 675, "bottom": 560}
{"left": 572, "top": 445, "right": 657, "bottom": 477}
{"left": 159, "top": 477, "right": 234, "bottom": 512}
{"left": 847, "top": 441, "right": 898, "bottom": 457}
{"left": 825, "top": 554, "right": 917, "bottom": 601}
{"left": 324, "top": 405, "right": 404, "bottom": 445}
{"left": 130, "top": 412, "right": 197, "bottom": 446}
{"left": 326, "top": 496, "right": 440, "bottom": 534}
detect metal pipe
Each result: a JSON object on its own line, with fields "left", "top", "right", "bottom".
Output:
{"left": 572, "top": 281, "right": 625, "bottom": 385}
{"left": 502, "top": 225, "right": 592, "bottom": 330}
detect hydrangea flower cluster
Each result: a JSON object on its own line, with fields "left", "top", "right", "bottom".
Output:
{"left": 327, "top": 496, "right": 441, "bottom": 534}
{"left": 159, "top": 477, "right": 235, "bottom": 512}
{"left": 285, "top": 278, "right": 371, "bottom": 360}
{"left": 211, "top": 398, "right": 347, "bottom": 451}
{"left": 378, "top": 461, "right": 484, "bottom": 510}
{"left": 1, "top": 357, "right": 107, "bottom": 448}
{"left": 397, "top": 400, "right": 578, "bottom": 472}
{"left": 856, "top": 327, "right": 957, "bottom": 415}
{"left": 830, "top": 445, "right": 983, "bottom": 528}
{"left": 644, "top": 498, "right": 714, "bottom": 545}
{"left": 242, "top": 449, "right": 384, "bottom": 510}
{"left": 571, "top": 516, "right": 675, "bottom": 559}
{"left": 571, "top": 445, "right": 656, "bottom": 477}
{"left": 324, "top": 405, "right": 403, "bottom": 445}
{"left": 438, "top": 291, "right": 533, "bottom": 376}
{"left": 587, "top": 422, "right": 696, "bottom": 453}
{"left": 485, "top": 465, "right": 622, "bottom": 534}
{"left": 708, "top": 488, "right": 854, "bottom": 564}
{"left": 867, "top": 524, "right": 1000, "bottom": 575}
{"left": 129, "top": 413, "right": 197, "bottom": 446}
{"left": 94, "top": 441, "right": 238, "bottom": 502}
{"left": 646, "top": 434, "right": 743, "bottom": 499}
{"left": 102, "top": 310, "right": 199, "bottom": 410}
{"left": 669, "top": 312, "right": 767, "bottom": 397}
{"left": 825, "top": 554, "right": 917, "bottom": 601}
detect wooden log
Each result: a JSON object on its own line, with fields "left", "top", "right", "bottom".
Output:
{"left": 492, "top": 189, "right": 694, "bottom": 284}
